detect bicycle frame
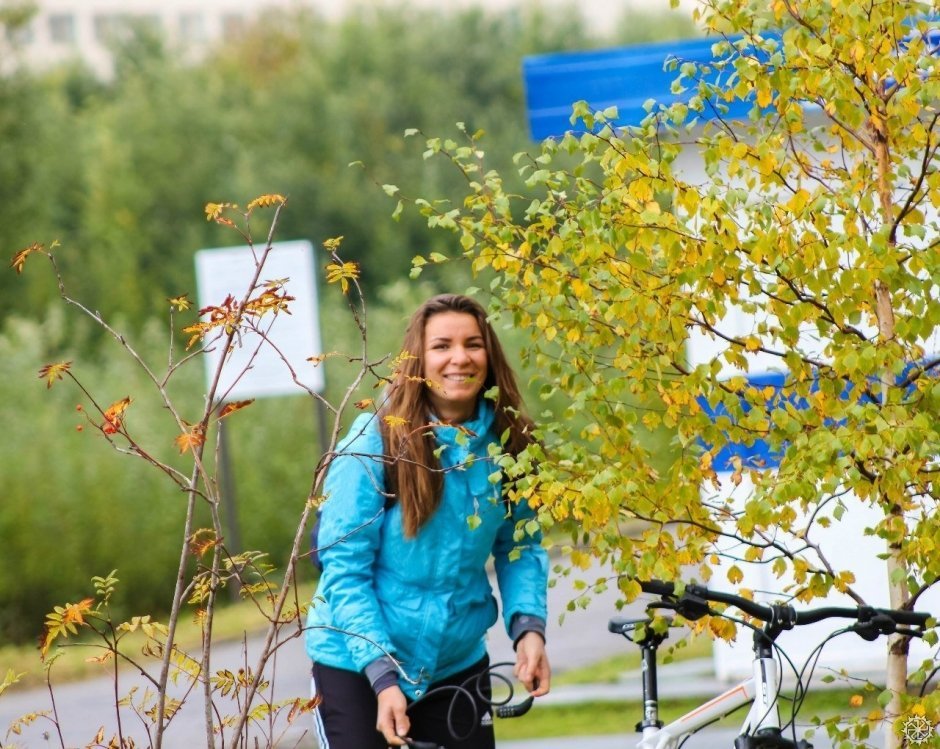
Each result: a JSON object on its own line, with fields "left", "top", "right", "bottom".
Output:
{"left": 613, "top": 616, "right": 789, "bottom": 749}
{"left": 637, "top": 654, "right": 781, "bottom": 749}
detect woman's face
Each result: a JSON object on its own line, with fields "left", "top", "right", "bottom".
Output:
{"left": 422, "top": 311, "right": 488, "bottom": 422}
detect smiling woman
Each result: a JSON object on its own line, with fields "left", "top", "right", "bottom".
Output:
{"left": 423, "top": 310, "right": 489, "bottom": 422}
{"left": 305, "top": 293, "right": 551, "bottom": 749}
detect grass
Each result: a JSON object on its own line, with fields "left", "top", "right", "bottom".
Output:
{"left": 494, "top": 684, "right": 882, "bottom": 741}
{"left": 552, "top": 632, "right": 712, "bottom": 686}
{"left": 494, "top": 631, "right": 884, "bottom": 741}
{"left": 1, "top": 583, "right": 315, "bottom": 691}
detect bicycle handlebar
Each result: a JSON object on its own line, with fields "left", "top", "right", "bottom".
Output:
{"left": 638, "top": 579, "right": 931, "bottom": 633}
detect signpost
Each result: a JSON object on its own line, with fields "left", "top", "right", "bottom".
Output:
{"left": 194, "top": 239, "right": 325, "bottom": 562}
{"left": 194, "top": 239, "right": 324, "bottom": 401}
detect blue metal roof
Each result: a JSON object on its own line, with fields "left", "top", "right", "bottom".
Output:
{"left": 522, "top": 24, "right": 940, "bottom": 141}
{"left": 522, "top": 36, "right": 750, "bottom": 141}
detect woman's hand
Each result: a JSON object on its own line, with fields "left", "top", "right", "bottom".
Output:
{"left": 376, "top": 685, "right": 410, "bottom": 746}
{"left": 514, "top": 631, "right": 551, "bottom": 697}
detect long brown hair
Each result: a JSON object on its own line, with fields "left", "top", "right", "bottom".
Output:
{"left": 379, "top": 294, "right": 535, "bottom": 537}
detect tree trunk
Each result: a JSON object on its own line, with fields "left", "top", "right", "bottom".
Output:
{"left": 871, "top": 112, "right": 908, "bottom": 749}
{"left": 884, "top": 550, "right": 911, "bottom": 749}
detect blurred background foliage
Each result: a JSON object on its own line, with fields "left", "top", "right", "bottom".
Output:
{"left": 0, "top": 2, "right": 695, "bottom": 643}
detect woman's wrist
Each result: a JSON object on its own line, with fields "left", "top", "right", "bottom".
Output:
{"left": 364, "top": 655, "right": 399, "bottom": 694}
{"left": 510, "top": 613, "right": 546, "bottom": 649}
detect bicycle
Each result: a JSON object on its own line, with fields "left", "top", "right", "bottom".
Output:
{"left": 609, "top": 580, "right": 932, "bottom": 749}
{"left": 397, "top": 660, "right": 536, "bottom": 749}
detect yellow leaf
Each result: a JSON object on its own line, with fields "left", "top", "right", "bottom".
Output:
{"left": 383, "top": 414, "right": 409, "bottom": 428}
{"left": 708, "top": 616, "right": 737, "bottom": 641}
{"left": 325, "top": 261, "right": 360, "bottom": 293}
{"left": 785, "top": 188, "right": 811, "bottom": 213}
{"left": 204, "top": 202, "right": 233, "bottom": 221}
{"left": 850, "top": 694, "right": 864, "bottom": 707}
{"left": 38, "top": 361, "right": 72, "bottom": 389}
{"left": 174, "top": 426, "right": 206, "bottom": 454}
{"left": 167, "top": 294, "right": 191, "bottom": 311}
{"left": 247, "top": 194, "right": 287, "bottom": 211}
{"left": 10, "top": 242, "right": 45, "bottom": 274}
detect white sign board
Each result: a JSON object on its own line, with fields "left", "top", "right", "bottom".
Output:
{"left": 194, "top": 240, "right": 324, "bottom": 401}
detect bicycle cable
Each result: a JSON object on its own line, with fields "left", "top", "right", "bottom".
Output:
{"left": 398, "top": 660, "right": 535, "bottom": 748}
{"left": 702, "top": 606, "right": 804, "bottom": 744}
{"left": 643, "top": 579, "right": 932, "bottom": 748}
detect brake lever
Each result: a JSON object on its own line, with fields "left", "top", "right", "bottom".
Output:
{"left": 850, "top": 614, "right": 926, "bottom": 642}
{"left": 672, "top": 592, "right": 712, "bottom": 621}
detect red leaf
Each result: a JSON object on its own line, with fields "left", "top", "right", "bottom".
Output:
{"left": 218, "top": 399, "right": 254, "bottom": 419}
{"left": 101, "top": 397, "right": 132, "bottom": 435}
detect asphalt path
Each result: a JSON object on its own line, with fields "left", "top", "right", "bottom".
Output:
{"left": 0, "top": 560, "right": 637, "bottom": 748}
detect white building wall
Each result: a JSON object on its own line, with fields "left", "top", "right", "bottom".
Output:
{"left": 670, "top": 135, "right": 940, "bottom": 682}
{"left": 5, "top": 0, "right": 305, "bottom": 75}
{"left": 3, "top": 0, "right": 699, "bottom": 76}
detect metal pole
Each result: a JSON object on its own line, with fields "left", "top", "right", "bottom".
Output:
{"left": 218, "top": 418, "right": 242, "bottom": 600}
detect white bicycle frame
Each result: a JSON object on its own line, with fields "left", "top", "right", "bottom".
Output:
{"left": 635, "top": 653, "right": 783, "bottom": 749}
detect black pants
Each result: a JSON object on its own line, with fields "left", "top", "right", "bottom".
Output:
{"left": 311, "top": 655, "right": 496, "bottom": 749}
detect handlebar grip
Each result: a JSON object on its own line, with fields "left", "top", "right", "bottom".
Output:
{"left": 887, "top": 609, "right": 931, "bottom": 627}
{"left": 640, "top": 580, "right": 676, "bottom": 596}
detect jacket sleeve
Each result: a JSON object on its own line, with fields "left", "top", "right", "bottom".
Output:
{"left": 492, "top": 493, "right": 548, "bottom": 636}
{"left": 313, "top": 414, "right": 396, "bottom": 671}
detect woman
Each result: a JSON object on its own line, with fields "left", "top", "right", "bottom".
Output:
{"left": 305, "top": 294, "right": 550, "bottom": 748}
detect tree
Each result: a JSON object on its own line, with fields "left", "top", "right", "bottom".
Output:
{"left": 406, "top": 1, "right": 940, "bottom": 746}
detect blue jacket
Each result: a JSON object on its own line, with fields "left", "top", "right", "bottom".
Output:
{"left": 304, "top": 401, "right": 548, "bottom": 698}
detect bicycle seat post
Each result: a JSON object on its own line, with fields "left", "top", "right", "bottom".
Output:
{"left": 636, "top": 627, "right": 668, "bottom": 736}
